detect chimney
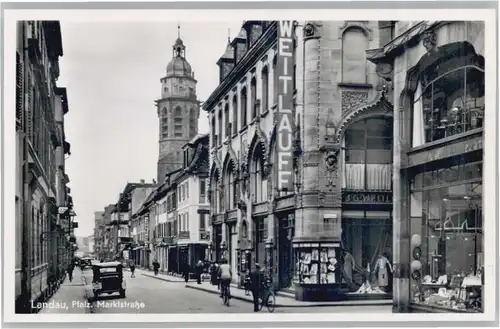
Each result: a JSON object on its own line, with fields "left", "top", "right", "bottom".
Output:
{"left": 140, "top": 179, "right": 145, "bottom": 184}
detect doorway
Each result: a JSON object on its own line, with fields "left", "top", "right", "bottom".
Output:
{"left": 278, "top": 214, "right": 295, "bottom": 289}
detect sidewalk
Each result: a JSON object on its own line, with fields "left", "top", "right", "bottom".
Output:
{"left": 138, "top": 268, "right": 392, "bottom": 308}
{"left": 39, "top": 269, "right": 91, "bottom": 314}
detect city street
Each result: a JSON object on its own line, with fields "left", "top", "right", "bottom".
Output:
{"left": 77, "top": 269, "right": 391, "bottom": 314}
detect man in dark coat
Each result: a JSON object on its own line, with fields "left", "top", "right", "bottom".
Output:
{"left": 249, "top": 263, "right": 264, "bottom": 312}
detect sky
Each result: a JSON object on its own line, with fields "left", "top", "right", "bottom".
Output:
{"left": 57, "top": 21, "right": 243, "bottom": 238}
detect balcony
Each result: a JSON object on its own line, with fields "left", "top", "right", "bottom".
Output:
{"left": 276, "top": 194, "right": 295, "bottom": 211}
{"left": 252, "top": 201, "right": 268, "bottom": 216}
{"left": 226, "top": 209, "right": 238, "bottom": 221}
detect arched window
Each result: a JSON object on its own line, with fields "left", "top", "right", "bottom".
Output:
{"left": 343, "top": 117, "right": 393, "bottom": 190}
{"left": 189, "top": 108, "right": 196, "bottom": 136}
{"left": 210, "top": 169, "right": 220, "bottom": 213}
{"left": 261, "top": 66, "right": 269, "bottom": 113}
{"left": 412, "top": 46, "right": 484, "bottom": 147}
{"left": 250, "top": 78, "right": 257, "bottom": 119}
{"left": 342, "top": 28, "right": 368, "bottom": 84}
{"left": 211, "top": 116, "right": 216, "bottom": 146}
{"left": 224, "top": 162, "right": 237, "bottom": 210}
{"left": 224, "top": 104, "right": 230, "bottom": 138}
{"left": 174, "top": 106, "right": 183, "bottom": 137}
{"left": 232, "top": 95, "right": 238, "bottom": 135}
{"left": 241, "top": 87, "right": 247, "bottom": 127}
{"left": 217, "top": 109, "right": 223, "bottom": 145}
{"left": 250, "top": 143, "right": 267, "bottom": 203}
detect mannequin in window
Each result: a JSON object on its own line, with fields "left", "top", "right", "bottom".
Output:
{"left": 374, "top": 252, "right": 393, "bottom": 292}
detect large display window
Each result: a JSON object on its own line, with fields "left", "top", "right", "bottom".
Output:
{"left": 412, "top": 44, "right": 484, "bottom": 148}
{"left": 409, "top": 161, "right": 483, "bottom": 312}
{"left": 294, "top": 243, "right": 341, "bottom": 285}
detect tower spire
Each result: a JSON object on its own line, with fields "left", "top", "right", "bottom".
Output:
{"left": 228, "top": 28, "right": 231, "bottom": 43}
{"left": 177, "top": 24, "right": 181, "bottom": 38}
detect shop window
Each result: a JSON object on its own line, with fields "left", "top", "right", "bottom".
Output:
{"left": 341, "top": 28, "right": 368, "bottom": 84}
{"left": 295, "top": 244, "right": 342, "bottom": 285}
{"left": 410, "top": 165, "right": 483, "bottom": 312}
{"left": 412, "top": 50, "right": 485, "bottom": 147}
{"left": 343, "top": 117, "right": 393, "bottom": 190}
{"left": 232, "top": 95, "right": 238, "bottom": 134}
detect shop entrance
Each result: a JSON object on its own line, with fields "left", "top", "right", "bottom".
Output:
{"left": 252, "top": 217, "right": 267, "bottom": 265}
{"left": 278, "top": 214, "right": 295, "bottom": 289}
{"left": 342, "top": 218, "right": 393, "bottom": 287}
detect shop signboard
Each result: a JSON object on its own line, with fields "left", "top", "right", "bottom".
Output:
{"left": 408, "top": 136, "right": 483, "bottom": 167}
{"left": 342, "top": 191, "right": 393, "bottom": 204}
{"left": 276, "top": 20, "right": 295, "bottom": 192}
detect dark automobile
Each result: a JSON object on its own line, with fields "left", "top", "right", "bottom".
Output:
{"left": 80, "top": 257, "right": 93, "bottom": 270}
{"left": 92, "top": 261, "right": 126, "bottom": 299}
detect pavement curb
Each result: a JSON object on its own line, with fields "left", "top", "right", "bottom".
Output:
{"left": 140, "top": 272, "right": 189, "bottom": 283}
{"left": 184, "top": 284, "right": 392, "bottom": 308}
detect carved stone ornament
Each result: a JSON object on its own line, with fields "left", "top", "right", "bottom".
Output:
{"left": 341, "top": 91, "right": 369, "bottom": 116}
{"left": 303, "top": 22, "right": 320, "bottom": 40}
{"left": 263, "top": 162, "right": 271, "bottom": 177}
{"left": 325, "top": 150, "right": 340, "bottom": 172}
{"left": 318, "top": 192, "right": 326, "bottom": 207}
{"left": 237, "top": 199, "right": 247, "bottom": 211}
{"left": 207, "top": 189, "right": 212, "bottom": 202}
{"left": 422, "top": 29, "right": 437, "bottom": 53}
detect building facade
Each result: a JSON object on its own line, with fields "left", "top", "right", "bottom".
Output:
{"left": 15, "top": 20, "right": 74, "bottom": 313}
{"left": 205, "top": 20, "right": 398, "bottom": 301}
{"left": 156, "top": 32, "right": 201, "bottom": 183}
{"left": 150, "top": 134, "right": 210, "bottom": 274}
{"left": 368, "top": 21, "right": 485, "bottom": 313}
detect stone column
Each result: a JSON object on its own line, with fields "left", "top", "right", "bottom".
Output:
{"left": 392, "top": 97, "right": 411, "bottom": 312}
{"left": 294, "top": 22, "right": 322, "bottom": 242}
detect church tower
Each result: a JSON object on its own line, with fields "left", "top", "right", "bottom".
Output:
{"left": 156, "top": 27, "right": 200, "bottom": 183}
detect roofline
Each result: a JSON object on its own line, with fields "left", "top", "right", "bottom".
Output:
{"left": 203, "top": 21, "right": 278, "bottom": 113}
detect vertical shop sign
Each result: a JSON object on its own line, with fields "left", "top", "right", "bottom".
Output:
{"left": 276, "top": 20, "right": 295, "bottom": 192}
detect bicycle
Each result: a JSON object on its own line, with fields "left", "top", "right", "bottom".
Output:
{"left": 258, "top": 279, "right": 276, "bottom": 313}
{"left": 221, "top": 280, "right": 230, "bottom": 307}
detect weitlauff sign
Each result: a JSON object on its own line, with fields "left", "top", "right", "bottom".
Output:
{"left": 276, "top": 20, "right": 295, "bottom": 192}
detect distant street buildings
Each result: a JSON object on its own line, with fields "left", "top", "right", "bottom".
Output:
{"left": 15, "top": 21, "right": 76, "bottom": 313}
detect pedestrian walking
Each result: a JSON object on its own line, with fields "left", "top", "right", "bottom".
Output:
{"left": 152, "top": 259, "right": 160, "bottom": 276}
{"left": 249, "top": 263, "right": 264, "bottom": 312}
{"left": 244, "top": 269, "right": 251, "bottom": 296}
{"left": 67, "top": 262, "right": 75, "bottom": 283}
{"left": 196, "top": 260, "right": 204, "bottom": 284}
{"left": 183, "top": 263, "right": 190, "bottom": 283}
{"left": 129, "top": 259, "right": 136, "bottom": 278}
